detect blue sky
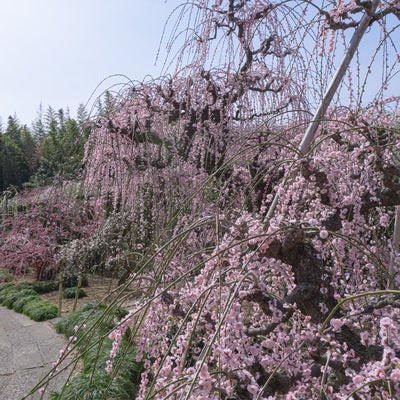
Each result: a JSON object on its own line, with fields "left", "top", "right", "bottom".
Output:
{"left": 0, "top": 1, "right": 398, "bottom": 127}
{"left": 0, "top": 1, "right": 181, "bottom": 125}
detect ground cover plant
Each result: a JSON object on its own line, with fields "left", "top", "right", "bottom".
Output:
{"left": 51, "top": 303, "right": 142, "bottom": 400}
{"left": 2, "top": 1, "right": 400, "bottom": 399}
{"left": 0, "top": 281, "right": 58, "bottom": 320}
{"left": 63, "top": 287, "right": 88, "bottom": 299}
{"left": 22, "top": 298, "right": 58, "bottom": 321}
{"left": 0, "top": 269, "right": 13, "bottom": 283}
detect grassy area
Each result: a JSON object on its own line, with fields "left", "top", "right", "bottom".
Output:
{"left": 0, "top": 281, "right": 58, "bottom": 321}
{"left": 0, "top": 270, "right": 13, "bottom": 283}
{"left": 0, "top": 280, "right": 142, "bottom": 397}
{"left": 22, "top": 299, "right": 58, "bottom": 321}
{"left": 52, "top": 303, "right": 143, "bottom": 400}
{"left": 63, "top": 287, "right": 88, "bottom": 299}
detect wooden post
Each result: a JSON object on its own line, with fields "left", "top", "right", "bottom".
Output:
{"left": 57, "top": 272, "right": 64, "bottom": 317}
{"left": 72, "top": 274, "right": 83, "bottom": 313}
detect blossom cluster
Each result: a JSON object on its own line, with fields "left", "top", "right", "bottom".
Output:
{"left": 2, "top": 1, "right": 399, "bottom": 399}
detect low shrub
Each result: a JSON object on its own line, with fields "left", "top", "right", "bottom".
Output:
{"left": 63, "top": 274, "right": 89, "bottom": 288}
{"left": 16, "top": 281, "right": 57, "bottom": 293}
{"left": 11, "top": 282, "right": 31, "bottom": 291}
{"left": 0, "top": 282, "right": 57, "bottom": 321}
{"left": 50, "top": 371, "right": 135, "bottom": 400}
{"left": 31, "top": 281, "right": 58, "bottom": 293}
{"left": 0, "top": 286, "right": 23, "bottom": 303}
{"left": 21, "top": 298, "right": 43, "bottom": 315}
{"left": 0, "top": 288, "right": 19, "bottom": 306}
{"left": 0, "top": 282, "right": 14, "bottom": 292}
{"left": 52, "top": 303, "right": 142, "bottom": 400}
{"left": 12, "top": 294, "right": 40, "bottom": 313}
{"left": 1, "top": 288, "right": 38, "bottom": 309}
{"left": 0, "top": 270, "right": 13, "bottom": 283}
{"left": 0, "top": 285, "right": 17, "bottom": 302}
{"left": 22, "top": 299, "right": 58, "bottom": 321}
{"left": 63, "top": 287, "right": 87, "bottom": 299}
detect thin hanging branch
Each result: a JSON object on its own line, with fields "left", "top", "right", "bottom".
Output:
{"left": 264, "top": 0, "right": 380, "bottom": 224}
{"left": 389, "top": 207, "right": 400, "bottom": 288}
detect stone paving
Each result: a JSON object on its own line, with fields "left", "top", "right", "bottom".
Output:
{"left": 0, "top": 306, "right": 69, "bottom": 400}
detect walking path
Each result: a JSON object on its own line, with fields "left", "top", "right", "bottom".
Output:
{"left": 0, "top": 306, "right": 69, "bottom": 400}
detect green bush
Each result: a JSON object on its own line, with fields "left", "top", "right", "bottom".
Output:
{"left": 12, "top": 294, "right": 40, "bottom": 313}
{"left": 22, "top": 299, "right": 58, "bottom": 321}
{"left": 63, "top": 274, "right": 89, "bottom": 288}
{"left": 52, "top": 303, "right": 142, "bottom": 400}
{"left": 63, "top": 287, "right": 88, "bottom": 299}
{"left": 15, "top": 281, "right": 57, "bottom": 293}
{"left": 0, "top": 283, "right": 14, "bottom": 292}
{"left": 0, "top": 285, "right": 17, "bottom": 302}
{"left": 55, "top": 303, "right": 108, "bottom": 338}
{"left": 0, "top": 281, "right": 56, "bottom": 310}
{"left": 50, "top": 371, "right": 135, "bottom": 400}
{"left": 0, "top": 288, "right": 19, "bottom": 306}
{"left": 21, "top": 298, "right": 44, "bottom": 315}
{"left": 0, "top": 282, "right": 57, "bottom": 321}
{"left": 0, "top": 286, "right": 31, "bottom": 304}
{"left": 1, "top": 289, "right": 37, "bottom": 309}
{"left": 114, "top": 307, "right": 129, "bottom": 320}
{"left": 11, "top": 282, "right": 32, "bottom": 291}
{"left": 31, "top": 281, "right": 58, "bottom": 293}
{"left": 0, "top": 270, "right": 13, "bottom": 283}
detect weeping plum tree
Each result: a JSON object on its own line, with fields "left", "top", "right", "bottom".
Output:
{"left": 33, "top": 1, "right": 400, "bottom": 399}
{"left": 0, "top": 183, "right": 97, "bottom": 280}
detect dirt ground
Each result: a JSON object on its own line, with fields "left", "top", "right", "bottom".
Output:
{"left": 40, "top": 275, "right": 120, "bottom": 315}
{"left": 11, "top": 273, "right": 125, "bottom": 316}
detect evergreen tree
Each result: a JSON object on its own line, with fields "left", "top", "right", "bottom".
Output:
{"left": 5, "top": 115, "right": 22, "bottom": 143}
{"left": 0, "top": 105, "right": 89, "bottom": 189}
{"left": 77, "top": 103, "right": 89, "bottom": 127}
{"left": 0, "top": 133, "right": 5, "bottom": 192}
{"left": 77, "top": 103, "right": 92, "bottom": 142}
{"left": 96, "top": 91, "right": 115, "bottom": 119}
{"left": 37, "top": 107, "right": 87, "bottom": 179}
{"left": 32, "top": 104, "right": 46, "bottom": 140}
{"left": 43, "top": 106, "right": 58, "bottom": 132}
{"left": 20, "top": 125, "right": 38, "bottom": 176}
{"left": 0, "top": 116, "right": 37, "bottom": 190}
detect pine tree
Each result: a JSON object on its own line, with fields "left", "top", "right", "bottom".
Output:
{"left": 32, "top": 104, "right": 46, "bottom": 140}
{"left": 77, "top": 103, "right": 89, "bottom": 126}
{"left": 43, "top": 106, "right": 58, "bottom": 132}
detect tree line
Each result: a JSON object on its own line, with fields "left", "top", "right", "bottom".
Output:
{"left": 0, "top": 104, "right": 90, "bottom": 192}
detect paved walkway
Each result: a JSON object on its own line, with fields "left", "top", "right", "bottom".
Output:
{"left": 0, "top": 306, "right": 69, "bottom": 400}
